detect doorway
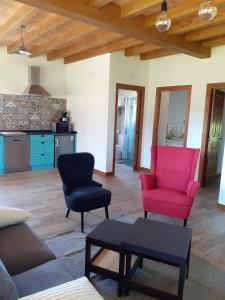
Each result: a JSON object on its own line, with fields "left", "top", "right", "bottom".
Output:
{"left": 152, "top": 85, "right": 192, "bottom": 146}
{"left": 199, "top": 84, "right": 225, "bottom": 186}
{"left": 113, "top": 83, "right": 145, "bottom": 174}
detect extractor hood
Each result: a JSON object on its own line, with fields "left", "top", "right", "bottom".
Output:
{"left": 23, "top": 66, "right": 51, "bottom": 96}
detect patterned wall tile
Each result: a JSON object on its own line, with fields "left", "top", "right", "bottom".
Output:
{"left": 0, "top": 94, "right": 67, "bottom": 130}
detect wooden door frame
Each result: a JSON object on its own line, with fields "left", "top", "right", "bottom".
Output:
{"left": 112, "top": 83, "right": 145, "bottom": 174}
{"left": 199, "top": 82, "right": 225, "bottom": 186}
{"left": 152, "top": 85, "right": 192, "bottom": 146}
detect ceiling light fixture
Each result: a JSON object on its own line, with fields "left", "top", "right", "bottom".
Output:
{"left": 14, "top": 25, "right": 31, "bottom": 56}
{"left": 156, "top": 0, "right": 171, "bottom": 32}
{"left": 198, "top": 0, "right": 217, "bottom": 21}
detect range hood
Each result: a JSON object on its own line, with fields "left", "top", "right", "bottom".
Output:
{"left": 23, "top": 66, "right": 51, "bottom": 96}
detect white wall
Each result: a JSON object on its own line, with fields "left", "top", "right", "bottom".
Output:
{"left": 66, "top": 54, "right": 111, "bottom": 172}
{"left": 0, "top": 47, "right": 67, "bottom": 97}
{"left": 107, "top": 51, "right": 150, "bottom": 172}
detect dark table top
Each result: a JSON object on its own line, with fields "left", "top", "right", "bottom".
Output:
{"left": 86, "top": 219, "right": 132, "bottom": 251}
{"left": 121, "top": 218, "right": 192, "bottom": 265}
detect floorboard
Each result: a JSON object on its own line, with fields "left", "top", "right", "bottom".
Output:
{"left": 0, "top": 163, "right": 225, "bottom": 272}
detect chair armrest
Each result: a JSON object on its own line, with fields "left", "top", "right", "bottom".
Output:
{"left": 187, "top": 181, "right": 200, "bottom": 199}
{"left": 90, "top": 180, "right": 103, "bottom": 187}
{"left": 139, "top": 174, "right": 156, "bottom": 191}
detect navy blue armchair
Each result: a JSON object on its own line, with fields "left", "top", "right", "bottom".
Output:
{"left": 58, "top": 153, "right": 111, "bottom": 232}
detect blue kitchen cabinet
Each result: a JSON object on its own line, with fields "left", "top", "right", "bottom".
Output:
{"left": 30, "top": 135, "right": 54, "bottom": 170}
{"left": 0, "top": 136, "right": 4, "bottom": 174}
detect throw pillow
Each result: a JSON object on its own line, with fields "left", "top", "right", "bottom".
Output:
{"left": 0, "top": 206, "right": 32, "bottom": 228}
{"left": 0, "top": 260, "right": 19, "bottom": 300}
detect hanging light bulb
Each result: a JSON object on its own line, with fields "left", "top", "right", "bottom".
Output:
{"left": 156, "top": 0, "right": 171, "bottom": 32}
{"left": 198, "top": 0, "right": 217, "bottom": 21}
{"left": 14, "top": 25, "right": 31, "bottom": 56}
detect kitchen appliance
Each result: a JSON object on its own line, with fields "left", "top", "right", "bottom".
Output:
{"left": 54, "top": 134, "right": 76, "bottom": 167}
{"left": 3, "top": 133, "right": 30, "bottom": 173}
{"left": 52, "top": 110, "right": 70, "bottom": 133}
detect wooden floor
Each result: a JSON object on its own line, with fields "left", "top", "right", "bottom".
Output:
{"left": 0, "top": 163, "right": 225, "bottom": 272}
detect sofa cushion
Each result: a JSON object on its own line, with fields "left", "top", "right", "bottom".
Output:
{"left": 19, "top": 277, "right": 103, "bottom": 300}
{"left": 0, "top": 223, "right": 56, "bottom": 276}
{"left": 13, "top": 259, "right": 74, "bottom": 298}
{"left": 0, "top": 207, "right": 32, "bottom": 228}
{"left": 0, "top": 260, "right": 19, "bottom": 300}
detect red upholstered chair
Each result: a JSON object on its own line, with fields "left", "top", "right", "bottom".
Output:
{"left": 140, "top": 145, "right": 200, "bottom": 227}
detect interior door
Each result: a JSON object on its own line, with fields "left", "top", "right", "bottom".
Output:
{"left": 205, "top": 89, "right": 225, "bottom": 184}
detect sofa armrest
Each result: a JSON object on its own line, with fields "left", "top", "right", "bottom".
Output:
{"left": 187, "top": 181, "right": 200, "bottom": 199}
{"left": 139, "top": 174, "right": 156, "bottom": 191}
{"left": 90, "top": 180, "right": 103, "bottom": 188}
{"left": 19, "top": 277, "right": 104, "bottom": 300}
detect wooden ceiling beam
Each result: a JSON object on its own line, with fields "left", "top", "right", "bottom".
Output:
{"left": 186, "top": 23, "right": 225, "bottom": 42}
{"left": 202, "top": 35, "right": 225, "bottom": 47}
{"left": 140, "top": 49, "right": 177, "bottom": 60}
{"left": 147, "top": 0, "right": 225, "bottom": 27}
{"left": 0, "top": 4, "right": 39, "bottom": 39}
{"left": 125, "top": 43, "right": 160, "bottom": 56}
{"left": 88, "top": 0, "right": 112, "bottom": 8}
{"left": 47, "top": 29, "right": 122, "bottom": 60}
{"left": 29, "top": 23, "right": 96, "bottom": 57}
{"left": 121, "top": 0, "right": 161, "bottom": 19}
{"left": 15, "top": 0, "right": 211, "bottom": 58}
{"left": 167, "top": 6, "right": 225, "bottom": 35}
{"left": 64, "top": 38, "right": 142, "bottom": 64}
{"left": 7, "top": 14, "right": 68, "bottom": 53}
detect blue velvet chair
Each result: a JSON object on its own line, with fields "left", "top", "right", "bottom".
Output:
{"left": 58, "top": 153, "right": 111, "bottom": 232}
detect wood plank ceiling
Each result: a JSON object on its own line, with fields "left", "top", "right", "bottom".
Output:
{"left": 0, "top": 0, "right": 225, "bottom": 63}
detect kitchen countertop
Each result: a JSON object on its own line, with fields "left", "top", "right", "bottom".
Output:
{"left": 0, "top": 130, "right": 77, "bottom": 136}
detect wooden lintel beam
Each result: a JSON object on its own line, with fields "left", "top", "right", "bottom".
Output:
{"left": 47, "top": 29, "right": 121, "bottom": 60}
{"left": 140, "top": 49, "right": 177, "bottom": 60}
{"left": 121, "top": 0, "right": 161, "bottom": 19}
{"left": 7, "top": 14, "right": 68, "bottom": 53}
{"left": 0, "top": 4, "right": 38, "bottom": 39}
{"left": 15, "top": 0, "right": 211, "bottom": 59}
{"left": 125, "top": 43, "right": 160, "bottom": 56}
{"left": 64, "top": 38, "right": 142, "bottom": 64}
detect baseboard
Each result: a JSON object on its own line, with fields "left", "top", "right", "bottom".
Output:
{"left": 217, "top": 203, "right": 225, "bottom": 211}
{"left": 94, "top": 169, "right": 114, "bottom": 177}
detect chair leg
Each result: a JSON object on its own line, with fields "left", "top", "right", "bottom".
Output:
{"left": 81, "top": 212, "right": 84, "bottom": 233}
{"left": 183, "top": 219, "right": 187, "bottom": 227}
{"left": 105, "top": 206, "right": 109, "bottom": 219}
{"left": 144, "top": 211, "right": 148, "bottom": 219}
{"left": 66, "top": 209, "right": 70, "bottom": 218}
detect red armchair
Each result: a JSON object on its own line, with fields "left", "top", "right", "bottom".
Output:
{"left": 140, "top": 145, "right": 200, "bottom": 226}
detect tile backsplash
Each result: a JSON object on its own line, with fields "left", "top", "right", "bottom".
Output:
{"left": 0, "top": 94, "right": 66, "bottom": 130}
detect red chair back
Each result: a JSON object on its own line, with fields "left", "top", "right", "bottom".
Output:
{"left": 151, "top": 145, "right": 199, "bottom": 193}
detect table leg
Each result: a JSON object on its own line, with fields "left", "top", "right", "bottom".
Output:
{"left": 118, "top": 251, "right": 125, "bottom": 297}
{"left": 124, "top": 252, "right": 132, "bottom": 296}
{"left": 186, "top": 241, "right": 191, "bottom": 279}
{"left": 178, "top": 264, "right": 187, "bottom": 300}
{"left": 85, "top": 240, "right": 91, "bottom": 278}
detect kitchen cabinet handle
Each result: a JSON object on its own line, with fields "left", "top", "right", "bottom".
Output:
{"left": 41, "top": 141, "right": 45, "bottom": 144}
{"left": 41, "top": 154, "right": 45, "bottom": 156}
{"left": 55, "top": 138, "right": 59, "bottom": 147}
{"left": 13, "top": 139, "right": 21, "bottom": 142}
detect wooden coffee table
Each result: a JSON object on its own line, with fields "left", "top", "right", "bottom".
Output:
{"left": 122, "top": 218, "right": 192, "bottom": 300}
{"left": 85, "top": 219, "right": 141, "bottom": 297}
